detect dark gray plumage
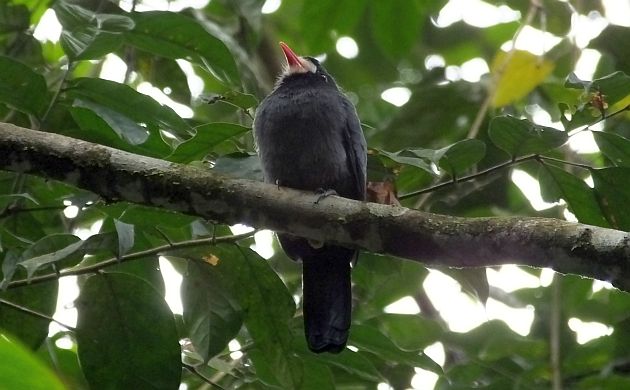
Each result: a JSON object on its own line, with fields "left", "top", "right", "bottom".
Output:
{"left": 253, "top": 43, "right": 367, "bottom": 353}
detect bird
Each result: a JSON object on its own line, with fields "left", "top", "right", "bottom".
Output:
{"left": 253, "top": 42, "right": 367, "bottom": 353}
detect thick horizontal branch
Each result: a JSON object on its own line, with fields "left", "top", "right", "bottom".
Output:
{"left": 2, "top": 122, "right": 630, "bottom": 291}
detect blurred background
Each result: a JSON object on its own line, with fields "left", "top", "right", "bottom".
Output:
{"left": 3, "top": 0, "right": 630, "bottom": 389}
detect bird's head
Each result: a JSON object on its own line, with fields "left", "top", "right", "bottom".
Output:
{"left": 277, "top": 42, "right": 336, "bottom": 88}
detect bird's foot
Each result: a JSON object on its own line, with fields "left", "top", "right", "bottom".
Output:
{"left": 315, "top": 188, "right": 338, "bottom": 204}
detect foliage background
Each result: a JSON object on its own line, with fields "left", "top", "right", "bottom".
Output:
{"left": 1, "top": 0, "right": 630, "bottom": 388}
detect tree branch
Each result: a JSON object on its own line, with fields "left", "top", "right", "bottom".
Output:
{"left": 0, "top": 298, "right": 75, "bottom": 331}
{"left": 2, "top": 123, "right": 630, "bottom": 291}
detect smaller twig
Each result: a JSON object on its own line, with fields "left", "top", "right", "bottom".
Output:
{"left": 0, "top": 205, "right": 67, "bottom": 219}
{"left": 0, "top": 298, "right": 75, "bottom": 331}
{"left": 39, "top": 63, "right": 73, "bottom": 129}
{"left": 399, "top": 155, "right": 538, "bottom": 200}
{"left": 183, "top": 363, "right": 226, "bottom": 390}
{"left": 403, "top": 104, "right": 630, "bottom": 201}
{"left": 7, "top": 230, "right": 256, "bottom": 289}
{"left": 538, "top": 155, "right": 592, "bottom": 170}
{"left": 242, "top": 109, "right": 254, "bottom": 121}
{"left": 550, "top": 277, "right": 563, "bottom": 390}
{"left": 467, "top": 0, "right": 540, "bottom": 139}
{"left": 568, "top": 104, "right": 630, "bottom": 137}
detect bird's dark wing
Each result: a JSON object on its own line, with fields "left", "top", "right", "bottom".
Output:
{"left": 342, "top": 98, "right": 367, "bottom": 200}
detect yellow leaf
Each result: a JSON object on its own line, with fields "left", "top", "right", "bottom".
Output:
{"left": 491, "top": 50, "right": 555, "bottom": 107}
{"left": 203, "top": 254, "right": 220, "bottom": 266}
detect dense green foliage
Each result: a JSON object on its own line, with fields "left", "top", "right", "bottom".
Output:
{"left": 1, "top": 0, "right": 630, "bottom": 388}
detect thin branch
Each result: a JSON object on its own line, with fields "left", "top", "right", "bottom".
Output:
{"left": 0, "top": 298, "right": 75, "bottom": 331}
{"left": 568, "top": 104, "right": 630, "bottom": 137}
{"left": 466, "top": 0, "right": 540, "bottom": 139}
{"left": 7, "top": 231, "right": 256, "bottom": 289}
{"left": 402, "top": 104, "right": 630, "bottom": 200}
{"left": 39, "top": 63, "right": 72, "bottom": 129}
{"left": 550, "top": 276, "right": 563, "bottom": 390}
{"left": 0, "top": 205, "right": 67, "bottom": 219}
{"left": 399, "top": 155, "right": 538, "bottom": 200}
{"left": 183, "top": 363, "right": 226, "bottom": 390}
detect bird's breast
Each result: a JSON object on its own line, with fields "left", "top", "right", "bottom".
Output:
{"left": 255, "top": 89, "right": 353, "bottom": 195}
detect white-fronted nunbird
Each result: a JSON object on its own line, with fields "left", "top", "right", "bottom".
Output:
{"left": 254, "top": 42, "right": 367, "bottom": 353}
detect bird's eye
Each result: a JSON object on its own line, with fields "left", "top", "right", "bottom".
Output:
{"left": 320, "top": 74, "right": 328, "bottom": 82}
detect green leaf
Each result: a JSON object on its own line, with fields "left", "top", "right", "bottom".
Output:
{"left": 0, "top": 3, "right": 29, "bottom": 34}
{"left": 75, "top": 273, "right": 180, "bottom": 389}
{"left": 19, "top": 234, "right": 84, "bottom": 278}
{"left": 0, "top": 193, "right": 39, "bottom": 208}
{"left": 377, "top": 149, "right": 437, "bottom": 175}
{"left": 168, "top": 123, "right": 250, "bottom": 163}
{"left": 374, "top": 314, "right": 443, "bottom": 352}
{"left": 136, "top": 55, "right": 191, "bottom": 104}
{"left": 559, "top": 101, "right": 599, "bottom": 131}
{"left": 125, "top": 11, "right": 239, "bottom": 85}
{"left": 54, "top": 2, "right": 134, "bottom": 60}
{"left": 0, "top": 56, "right": 48, "bottom": 116}
{"left": 593, "top": 131, "right": 630, "bottom": 167}
{"left": 68, "top": 106, "right": 172, "bottom": 157}
{"left": 590, "top": 25, "right": 630, "bottom": 76}
{"left": 564, "top": 72, "right": 630, "bottom": 118}
{"left": 371, "top": 0, "right": 424, "bottom": 59}
{"left": 293, "top": 335, "right": 382, "bottom": 383}
{"left": 353, "top": 254, "right": 427, "bottom": 314}
{"left": 350, "top": 324, "right": 442, "bottom": 373}
{"left": 67, "top": 77, "right": 193, "bottom": 140}
{"left": 113, "top": 219, "right": 134, "bottom": 257}
{"left": 439, "top": 268, "right": 489, "bottom": 304}
{"left": 210, "top": 244, "right": 300, "bottom": 388}
{"left": 545, "top": 0, "right": 572, "bottom": 35}
{"left": 213, "top": 153, "right": 263, "bottom": 181}
{"left": 488, "top": 115, "right": 568, "bottom": 157}
{"left": 0, "top": 332, "right": 66, "bottom": 390}
{"left": 1, "top": 250, "right": 20, "bottom": 289}
{"left": 538, "top": 164, "right": 608, "bottom": 227}
{"left": 35, "top": 332, "right": 89, "bottom": 390}
{"left": 73, "top": 99, "right": 149, "bottom": 145}
{"left": 577, "top": 375, "right": 630, "bottom": 390}
{"left": 587, "top": 72, "right": 630, "bottom": 108}
{"left": 0, "top": 280, "right": 57, "bottom": 349}
{"left": 300, "top": 0, "right": 367, "bottom": 53}
{"left": 437, "top": 139, "right": 486, "bottom": 177}
{"left": 592, "top": 167, "right": 630, "bottom": 230}
{"left": 301, "top": 357, "right": 335, "bottom": 390}
{"left": 181, "top": 260, "right": 243, "bottom": 361}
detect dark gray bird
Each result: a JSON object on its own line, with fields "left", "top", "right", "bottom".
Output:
{"left": 253, "top": 42, "right": 367, "bottom": 353}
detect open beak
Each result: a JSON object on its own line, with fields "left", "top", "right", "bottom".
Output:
{"left": 280, "top": 42, "right": 302, "bottom": 69}
{"left": 279, "top": 42, "right": 316, "bottom": 74}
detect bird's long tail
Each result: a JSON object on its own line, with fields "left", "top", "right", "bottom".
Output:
{"left": 302, "top": 248, "right": 353, "bottom": 353}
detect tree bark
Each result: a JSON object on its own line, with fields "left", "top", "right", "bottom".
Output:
{"left": 2, "top": 122, "right": 630, "bottom": 290}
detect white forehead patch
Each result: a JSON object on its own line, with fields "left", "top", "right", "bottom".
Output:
{"left": 284, "top": 57, "right": 317, "bottom": 75}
